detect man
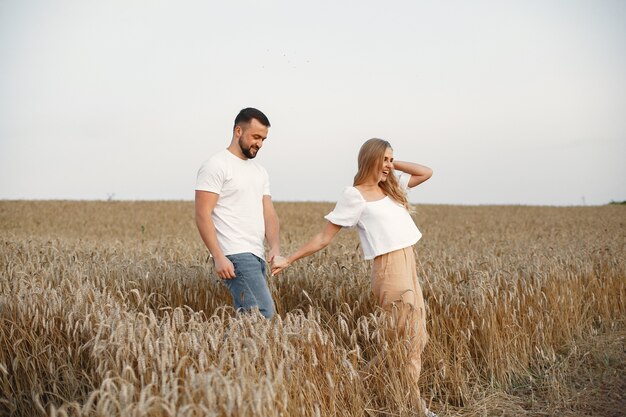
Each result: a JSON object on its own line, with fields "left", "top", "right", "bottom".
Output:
{"left": 195, "top": 107, "right": 280, "bottom": 319}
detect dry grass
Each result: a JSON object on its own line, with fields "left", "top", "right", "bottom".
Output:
{"left": 0, "top": 201, "right": 624, "bottom": 416}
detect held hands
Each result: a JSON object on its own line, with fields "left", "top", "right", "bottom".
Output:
{"left": 270, "top": 255, "right": 291, "bottom": 276}
{"left": 214, "top": 252, "right": 290, "bottom": 279}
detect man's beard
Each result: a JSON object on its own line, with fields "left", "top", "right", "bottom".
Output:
{"left": 239, "top": 138, "right": 259, "bottom": 159}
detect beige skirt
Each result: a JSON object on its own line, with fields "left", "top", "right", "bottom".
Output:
{"left": 371, "top": 245, "right": 428, "bottom": 380}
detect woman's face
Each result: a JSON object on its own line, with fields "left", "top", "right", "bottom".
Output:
{"left": 378, "top": 147, "right": 394, "bottom": 183}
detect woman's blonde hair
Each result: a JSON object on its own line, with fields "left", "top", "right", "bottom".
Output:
{"left": 353, "top": 138, "right": 409, "bottom": 209}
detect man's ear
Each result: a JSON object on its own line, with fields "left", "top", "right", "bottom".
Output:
{"left": 233, "top": 125, "right": 242, "bottom": 138}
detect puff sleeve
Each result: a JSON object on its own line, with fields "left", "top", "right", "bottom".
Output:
{"left": 324, "top": 187, "right": 366, "bottom": 228}
{"left": 396, "top": 171, "right": 411, "bottom": 192}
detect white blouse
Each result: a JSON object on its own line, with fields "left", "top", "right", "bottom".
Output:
{"left": 324, "top": 172, "right": 422, "bottom": 260}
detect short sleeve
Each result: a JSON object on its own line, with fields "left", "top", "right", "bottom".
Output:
{"left": 396, "top": 171, "right": 411, "bottom": 192}
{"left": 324, "top": 187, "right": 366, "bottom": 227}
{"left": 261, "top": 166, "right": 271, "bottom": 196}
{"left": 195, "top": 157, "right": 226, "bottom": 194}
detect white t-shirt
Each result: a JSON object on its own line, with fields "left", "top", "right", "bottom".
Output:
{"left": 195, "top": 149, "right": 270, "bottom": 260}
{"left": 324, "top": 172, "right": 422, "bottom": 260}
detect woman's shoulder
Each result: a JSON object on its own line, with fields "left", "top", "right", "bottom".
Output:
{"left": 340, "top": 186, "right": 365, "bottom": 201}
{"left": 332, "top": 187, "right": 366, "bottom": 210}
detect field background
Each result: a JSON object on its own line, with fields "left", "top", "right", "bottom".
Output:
{"left": 0, "top": 201, "right": 624, "bottom": 417}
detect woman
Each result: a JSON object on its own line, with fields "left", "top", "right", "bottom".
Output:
{"left": 271, "top": 138, "right": 435, "bottom": 416}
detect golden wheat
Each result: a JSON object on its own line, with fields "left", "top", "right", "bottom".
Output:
{"left": 0, "top": 201, "right": 624, "bottom": 416}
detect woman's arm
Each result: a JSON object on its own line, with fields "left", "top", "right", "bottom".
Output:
{"left": 271, "top": 221, "right": 342, "bottom": 276}
{"left": 392, "top": 160, "right": 433, "bottom": 188}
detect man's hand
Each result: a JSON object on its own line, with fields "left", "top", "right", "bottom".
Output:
{"left": 268, "top": 249, "right": 281, "bottom": 265}
{"left": 271, "top": 255, "right": 290, "bottom": 276}
{"left": 213, "top": 256, "right": 236, "bottom": 279}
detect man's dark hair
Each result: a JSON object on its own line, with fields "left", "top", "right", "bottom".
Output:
{"left": 234, "top": 107, "right": 271, "bottom": 130}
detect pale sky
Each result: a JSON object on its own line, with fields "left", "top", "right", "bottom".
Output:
{"left": 1, "top": 0, "right": 625, "bottom": 205}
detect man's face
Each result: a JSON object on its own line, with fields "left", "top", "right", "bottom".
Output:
{"left": 236, "top": 118, "right": 268, "bottom": 159}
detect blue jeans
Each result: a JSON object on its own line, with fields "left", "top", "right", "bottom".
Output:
{"left": 224, "top": 253, "right": 275, "bottom": 319}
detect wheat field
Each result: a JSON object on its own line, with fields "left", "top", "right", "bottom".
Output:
{"left": 0, "top": 201, "right": 624, "bottom": 417}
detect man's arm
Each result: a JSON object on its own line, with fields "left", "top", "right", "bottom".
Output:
{"left": 195, "top": 190, "right": 235, "bottom": 279}
{"left": 262, "top": 195, "right": 280, "bottom": 262}
{"left": 392, "top": 160, "right": 433, "bottom": 188}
